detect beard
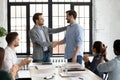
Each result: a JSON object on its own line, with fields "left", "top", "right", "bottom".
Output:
{"left": 37, "top": 22, "right": 44, "bottom": 26}
{"left": 67, "top": 20, "right": 70, "bottom": 23}
{"left": 14, "top": 44, "right": 19, "bottom": 47}
{"left": 38, "top": 22, "right": 44, "bottom": 26}
{"left": 40, "top": 23, "right": 44, "bottom": 25}
{"left": 67, "top": 19, "right": 70, "bottom": 23}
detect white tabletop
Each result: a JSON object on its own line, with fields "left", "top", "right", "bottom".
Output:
{"left": 29, "top": 62, "right": 102, "bottom": 80}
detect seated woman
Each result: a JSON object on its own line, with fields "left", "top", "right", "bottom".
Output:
{"left": 97, "top": 39, "right": 120, "bottom": 80}
{"left": 83, "top": 41, "right": 108, "bottom": 78}
{"left": 0, "top": 47, "right": 18, "bottom": 80}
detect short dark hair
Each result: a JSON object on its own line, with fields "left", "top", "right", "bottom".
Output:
{"left": 33, "top": 13, "right": 43, "bottom": 24}
{"left": 0, "top": 47, "right": 5, "bottom": 70}
{"left": 6, "top": 32, "right": 18, "bottom": 45}
{"left": 93, "top": 41, "right": 102, "bottom": 53}
{"left": 66, "top": 10, "right": 77, "bottom": 19}
{"left": 113, "top": 39, "right": 120, "bottom": 55}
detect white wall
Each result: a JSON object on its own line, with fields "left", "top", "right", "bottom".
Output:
{"left": 93, "top": 0, "right": 120, "bottom": 59}
{"left": 0, "top": 0, "right": 120, "bottom": 59}
{"left": 0, "top": 0, "right": 7, "bottom": 28}
{"left": 0, "top": 0, "right": 7, "bottom": 48}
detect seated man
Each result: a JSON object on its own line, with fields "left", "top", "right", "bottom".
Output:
{"left": 0, "top": 47, "right": 18, "bottom": 80}
{"left": 2, "top": 32, "right": 31, "bottom": 79}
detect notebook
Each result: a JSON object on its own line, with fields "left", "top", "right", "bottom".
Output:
{"left": 62, "top": 63, "right": 85, "bottom": 71}
{"left": 59, "top": 72, "right": 80, "bottom": 77}
{"left": 67, "top": 67, "right": 85, "bottom": 71}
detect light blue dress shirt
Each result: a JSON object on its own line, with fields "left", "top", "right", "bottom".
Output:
{"left": 63, "top": 22, "right": 84, "bottom": 59}
{"left": 97, "top": 56, "right": 120, "bottom": 80}
{"left": 38, "top": 26, "right": 48, "bottom": 51}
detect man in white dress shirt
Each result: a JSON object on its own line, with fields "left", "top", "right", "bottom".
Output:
{"left": 3, "top": 32, "right": 31, "bottom": 77}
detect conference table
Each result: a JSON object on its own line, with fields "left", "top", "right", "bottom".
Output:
{"left": 29, "top": 62, "right": 102, "bottom": 80}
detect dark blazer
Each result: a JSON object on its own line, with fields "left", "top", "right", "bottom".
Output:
{"left": 84, "top": 54, "right": 103, "bottom": 78}
{"left": 30, "top": 25, "right": 67, "bottom": 60}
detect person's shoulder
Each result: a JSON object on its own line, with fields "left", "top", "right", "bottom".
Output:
{"left": 73, "top": 23, "right": 82, "bottom": 28}
{"left": 31, "top": 25, "right": 37, "bottom": 30}
{"left": 5, "top": 46, "right": 13, "bottom": 57}
{"left": 30, "top": 25, "right": 38, "bottom": 33}
{"left": 5, "top": 46, "right": 10, "bottom": 52}
{"left": 0, "top": 70, "right": 9, "bottom": 75}
{"left": 5, "top": 46, "right": 11, "bottom": 51}
{"left": 74, "top": 24, "right": 83, "bottom": 31}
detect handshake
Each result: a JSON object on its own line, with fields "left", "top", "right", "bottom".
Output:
{"left": 52, "top": 41, "right": 58, "bottom": 48}
{"left": 51, "top": 40, "right": 64, "bottom": 48}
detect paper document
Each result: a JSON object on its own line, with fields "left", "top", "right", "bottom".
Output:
{"left": 32, "top": 73, "right": 55, "bottom": 78}
{"left": 60, "top": 72, "right": 80, "bottom": 77}
{"left": 62, "top": 63, "right": 85, "bottom": 71}
{"left": 70, "top": 77, "right": 84, "bottom": 80}
{"left": 35, "top": 65, "right": 55, "bottom": 70}
{"left": 18, "top": 70, "right": 31, "bottom": 78}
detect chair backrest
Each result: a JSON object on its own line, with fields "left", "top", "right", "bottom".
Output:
{"left": 50, "top": 57, "right": 67, "bottom": 67}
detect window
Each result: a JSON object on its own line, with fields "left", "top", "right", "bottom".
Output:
{"left": 8, "top": 0, "right": 92, "bottom": 55}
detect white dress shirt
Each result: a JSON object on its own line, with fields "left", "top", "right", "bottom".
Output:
{"left": 3, "top": 46, "right": 18, "bottom": 72}
{"left": 38, "top": 26, "right": 48, "bottom": 51}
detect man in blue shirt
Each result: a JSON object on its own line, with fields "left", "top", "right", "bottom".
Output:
{"left": 53, "top": 10, "right": 84, "bottom": 64}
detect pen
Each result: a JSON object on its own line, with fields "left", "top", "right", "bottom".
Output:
{"left": 35, "top": 66, "right": 38, "bottom": 70}
{"left": 79, "top": 77, "right": 84, "bottom": 80}
{"left": 44, "top": 75, "right": 54, "bottom": 79}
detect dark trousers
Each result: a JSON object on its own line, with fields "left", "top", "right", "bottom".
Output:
{"left": 67, "top": 55, "right": 82, "bottom": 64}
{"left": 33, "top": 51, "right": 50, "bottom": 62}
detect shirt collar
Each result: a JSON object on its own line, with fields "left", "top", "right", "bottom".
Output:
{"left": 36, "top": 25, "right": 43, "bottom": 30}
{"left": 70, "top": 21, "right": 76, "bottom": 27}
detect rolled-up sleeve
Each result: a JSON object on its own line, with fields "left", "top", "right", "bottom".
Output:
{"left": 75, "top": 25, "right": 84, "bottom": 47}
